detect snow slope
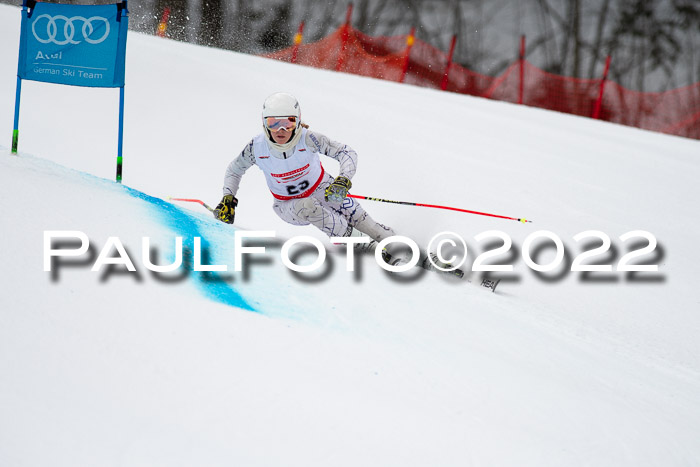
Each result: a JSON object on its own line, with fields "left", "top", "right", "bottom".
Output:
{"left": 1, "top": 4, "right": 700, "bottom": 466}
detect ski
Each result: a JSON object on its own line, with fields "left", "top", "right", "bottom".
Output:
{"left": 359, "top": 242, "right": 500, "bottom": 293}
{"left": 420, "top": 252, "right": 500, "bottom": 293}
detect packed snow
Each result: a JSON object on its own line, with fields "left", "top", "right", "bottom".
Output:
{"left": 1, "top": 4, "right": 699, "bottom": 466}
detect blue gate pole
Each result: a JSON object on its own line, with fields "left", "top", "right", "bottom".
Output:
{"left": 116, "top": 86, "right": 125, "bottom": 183}
{"left": 11, "top": 77, "right": 22, "bottom": 154}
{"left": 11, "top": 0, "right": 28, "bottom": 155}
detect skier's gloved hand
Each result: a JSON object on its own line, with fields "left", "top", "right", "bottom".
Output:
{"left": 325, "top": 176, "right": 352, "bottom": 203}
{"left": 214, "top": 194, "right": 238, "bottom": 224}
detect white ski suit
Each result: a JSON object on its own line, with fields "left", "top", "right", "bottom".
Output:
{"left": 222, "top": 128, "right": 395, "bottom": 241}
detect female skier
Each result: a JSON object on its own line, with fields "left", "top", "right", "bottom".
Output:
{"left": 213, "top": 92, "right": 397, "bottom": 246}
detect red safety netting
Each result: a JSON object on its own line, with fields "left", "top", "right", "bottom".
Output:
{"left": 262, "top": 26, "right": 700, "bottom": 140}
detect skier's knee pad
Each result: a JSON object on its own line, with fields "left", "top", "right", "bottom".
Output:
{"left": 293, "top": 197, "right": 322, "bottom": 220}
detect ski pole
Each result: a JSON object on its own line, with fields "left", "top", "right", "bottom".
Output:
{"left": 347, "top": 194, "right": 531, "bottom": 223}
{"left": 167, "top": 197, "right": 215, "bottom": 213}
{"left": 170, "top": 195, "right": 531, "bottom": 224}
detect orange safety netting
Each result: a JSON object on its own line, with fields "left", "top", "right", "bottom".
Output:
{"left": 263, "top": 25, "right": 700, "bottom": 140}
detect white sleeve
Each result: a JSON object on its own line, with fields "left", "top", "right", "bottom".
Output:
{"left": 223, "top": 139, "right": 256, "bottom": 197}
{"left": 305, "top": 130, "right": 358, "bottom": 180}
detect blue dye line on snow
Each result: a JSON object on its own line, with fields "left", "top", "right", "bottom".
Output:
{"left": 122, "top": 186, "right": 256, "bottom": 312}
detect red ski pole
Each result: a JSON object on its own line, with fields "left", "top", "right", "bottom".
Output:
{"left": 170, "top": 196, "right": 531, "bottom": 224}
{"left": 347, "top": 194, "right": 531, "bottom": 223}
{"left": 168, "top": 197, "right": 215, "bottom": 213}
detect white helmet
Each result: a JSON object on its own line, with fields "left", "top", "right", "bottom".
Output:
{"left": 262, "top": 92, "right": 300, "bottom": 121}
{"left": 261, "top": 92, "right": 302, "bottom": 148}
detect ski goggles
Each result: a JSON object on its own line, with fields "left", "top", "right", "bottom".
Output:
{"left": 265, "top": 116, "right": 297, "bottom": 131}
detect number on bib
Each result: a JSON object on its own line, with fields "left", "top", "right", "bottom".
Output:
{"left": 286, "top": 180, "right": 310, "bottom": 196}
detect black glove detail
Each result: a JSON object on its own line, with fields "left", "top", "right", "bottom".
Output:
{"left": 213, "top": 194, "right": 238, "bottom": 224}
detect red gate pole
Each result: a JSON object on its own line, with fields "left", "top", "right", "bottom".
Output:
{"left": 518, "top": 35, "right": 525, "bottom": 105}
{"left": 156, "top": 6, "right": 170, "bottom": 38}
{"left": 399, "top": 27, "right": 416, "bottom": 83}
{"left": 291, "top": 21, "right": 305, "bottom": 64}
{"left": 335, "top": 3, "right": 354, "bottom": 72}
{"left": 440, "top": 34, "right": 457, "bottom": 91}
{"left": 592, "top": 55, "right": 612, "bottom": 119}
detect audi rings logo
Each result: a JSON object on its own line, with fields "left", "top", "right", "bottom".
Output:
{"left": 32, "top": 14, "right": 110, "bottom": 45}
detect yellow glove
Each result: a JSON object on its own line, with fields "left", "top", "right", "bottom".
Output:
{"left": 324, "top": 176, "right": 352, "bottom": 203}
{"left": 213, "top": 195, "right": 238, "bottom": 224}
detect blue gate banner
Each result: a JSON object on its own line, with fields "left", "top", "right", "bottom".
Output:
{"left": 17, "top": 2, "right": 128, "bottom": 88}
